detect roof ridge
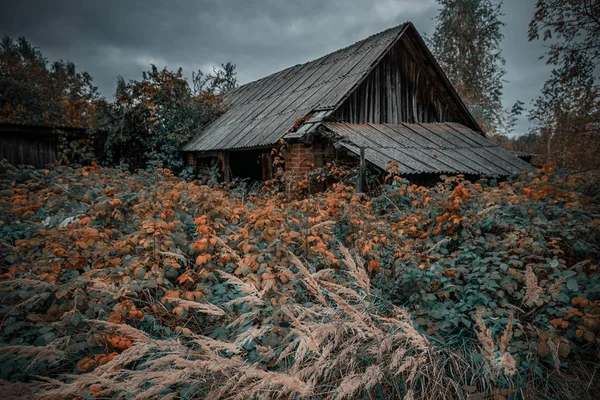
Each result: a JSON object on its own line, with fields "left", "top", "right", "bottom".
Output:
{"left": 225, "top": 23, "right": 408, "bottom": 99}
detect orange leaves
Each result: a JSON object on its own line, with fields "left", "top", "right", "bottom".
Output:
{"left": 191, "top": 238, "right": 208, "bottom": 253}
{"left": 167, "top": 258, "right": 182, "bottom": 269}
{"left": 567, "top": 297, "right": 600, "bottom": 343}
{"left": 4, "top": 161, "right": 599, "bottom": 395}
{"left": 550, "top": 318, "right": 569, "bottom": 329}
{"left": 90, "top": 385, "right": 103, "bottom": 395}
{"left": 128, "top": 310, "right": 144, "bottom": 320}
{"left": 444, "top": 269, "right": 456, "bottom": 278}
{"left": 175, "top": 326, "right": 194, "bottom": 336}
{"left": 77, "top": 237, "right": 96, "bottom": 249}
{"left": 107, "top": 336, "right": 132, "bottom": 351}
{"left": 178, "top": 273, "right": 195, "bottom": 285}
{"left": 368, "top": 259, "right": 380, "bottom": 273}
{"left": 576, "top": 327, "right": 597, "bottom": 342}
{"left": 161, "top": 290, "right": 180, "bottom": 304}
{"left": 194, "top": 215, "right": 214, "bottom": 236}
{"left": 303, "top": 233, "right": 338, "bottom": 265}
{"left": 159, "top": 210, "right": 173, "bottom": 221}
{"left": 77, "top": 357, "right": 96, "bottom": 372}
{"left": 108, "top": 312, "right": 126, "bottom": 324}
{"left": 77, "top": 352, "right": 119, "bottom": 372}
{"left": 197, "top": 225, "right": 211, "bottom": 235}
{"left": 571, "top": 297, "right": 591, "bottom": 308}
{"left": 111, "top": 300, "right": 144, "bottom": 323}
{"left": 194, "top": 215, "right": 208, "bottom": 225}
{"left": 241, "top": 242, "right": 257, "bottom": 254}
{"left": 196, "top": 254, "right": 212, "bottom": 266}
{"left": 183, "top": 290, "right": 203, "bottom": 302}
{"left": 10, "top": 194, "right": 28, "bottom": 206}
{"left": 53, "top": 248, "right": 67, "bottom": 257}
{"left": 449, "top": 183, "right": 471, "bottom": 201}
{"left": 362, "top": 242, "right": 373, "bottom": 255}
{"left": 109, "top": 198, "right": 121, "bottom": 206}
{"left": 173, "top": 305, "right": 186, "bottom": 318}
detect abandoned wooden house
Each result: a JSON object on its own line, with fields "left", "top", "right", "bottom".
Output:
{"left": 182, "top": 22, "right": 533, "bottom": 185}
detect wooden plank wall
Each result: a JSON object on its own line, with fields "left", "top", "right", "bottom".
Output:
{"left": 0, "top": 132, "right": 57, "bottom": 168}
{"left": 331, "top": 37, "right": 460, "bottom": 125}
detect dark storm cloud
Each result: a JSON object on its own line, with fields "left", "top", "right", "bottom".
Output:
{"left": 0, "top": 0, "right": 552, "bottom": 134}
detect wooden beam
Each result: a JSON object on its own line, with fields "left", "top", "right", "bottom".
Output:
{"left": 356, "top": 146, "right": 365, "bottom": 193}
{"left": 261, "top": 152, "right": 273, "bottom": 181}
{"left": 218, "top": 151, "right": 230, "bottom": 183}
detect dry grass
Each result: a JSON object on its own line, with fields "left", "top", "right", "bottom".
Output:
{"left": 523, "top": 266, "right": 544, "bottom": 306}
{"left": 2, "top": 247, "right": 598, "bottom": 399}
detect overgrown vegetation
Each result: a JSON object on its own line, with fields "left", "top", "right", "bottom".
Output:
{"left": 0, "top": 162, "right": 598, "bottom": 399}
{"left": 95, "top": 63, "right": 237, "bottom": 172}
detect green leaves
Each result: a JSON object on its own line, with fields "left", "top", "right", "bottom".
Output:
{"left": 96, "top": 64, "right": 237, "bottom": 173}
{"left": 566, "top": 279, "right": 579, "bottom": 292}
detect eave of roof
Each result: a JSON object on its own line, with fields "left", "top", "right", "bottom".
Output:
{"left": 322, "top": 122, "right": 535, "bottom": 176}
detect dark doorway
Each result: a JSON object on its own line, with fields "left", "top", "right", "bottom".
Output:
{"left": 229, "top": 150, "right": 271, "bottom": 182}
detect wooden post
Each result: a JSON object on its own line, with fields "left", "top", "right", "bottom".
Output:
{"left": 261, "top": 153, "right": 273, "bottom": 181}
{"left": 356, "top": 146, "right": 365, "bottom": 193}
{"left": 218, "top": 151, "right": 230, "bottom": 184}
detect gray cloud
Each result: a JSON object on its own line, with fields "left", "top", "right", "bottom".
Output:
{"left": 0, "top": 0, "right": 552, "bottom": 135}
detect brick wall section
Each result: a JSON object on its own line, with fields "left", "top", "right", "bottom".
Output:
{"left": 285, "top": 143, "right": 325, "bottom": 181}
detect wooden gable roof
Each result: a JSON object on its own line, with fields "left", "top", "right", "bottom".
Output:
{"left": 183, "top": 23, "right": 479, "bottom": 152}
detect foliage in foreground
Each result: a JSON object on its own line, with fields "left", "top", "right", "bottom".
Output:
{"left": 0, "top": 162, "right": 599, "bottom": 399}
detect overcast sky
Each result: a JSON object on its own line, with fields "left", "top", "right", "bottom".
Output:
{"left": 1, "top": 0, "right": 554, "bottom": 135}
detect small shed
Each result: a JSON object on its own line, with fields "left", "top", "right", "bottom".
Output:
{"left": 0, "top": 122, "right": 89, "bottom": 168}
{"left": 183, "top": 22, "right": 533, "bottom": 183}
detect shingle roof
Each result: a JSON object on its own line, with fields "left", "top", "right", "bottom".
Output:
{"left": 183, "top": 24, "right": 409, "bottom": 152}
{"left": 322, "top": 122, "right": 535, "bottom": 176}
